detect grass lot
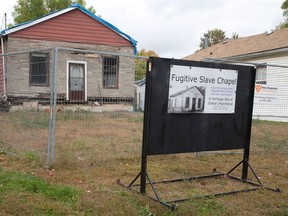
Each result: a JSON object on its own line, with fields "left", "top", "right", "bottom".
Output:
{"left": 0, "top": 111, "right": 288, "bottom": 215}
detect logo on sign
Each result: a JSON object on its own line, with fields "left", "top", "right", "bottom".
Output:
{"left": 255, "top": 85, "right": 262, "bottom": 92}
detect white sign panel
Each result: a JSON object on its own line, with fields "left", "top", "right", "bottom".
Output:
{"left": 167, "top": 65, "right": 238, "bottom": 114}
{"left": 254, "top": 84, "right": 278, "bottom": 104}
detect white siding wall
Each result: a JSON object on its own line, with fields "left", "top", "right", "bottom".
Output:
{"left": 247, "top": 54, "right": 288, "bottom": 122}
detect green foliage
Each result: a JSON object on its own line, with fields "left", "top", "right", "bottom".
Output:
{"left": 281, "top": 0, "right": 288, "bottom": 17}
{"left": 199, "top": 28, "right": 227, "bottom": 49}
{"left": 59, "top": 110, "right": 94, "bottom": 122}
{"left": 135, "top": 60, "right": 147, "bottom": 81}
{"left": 192, "top": 198, "right": 225, "bottom": 216}
{"left": 45, "top": 0, "right": 72, "bottom": 13}
{"left": 276, "top": 0, "right": 288, "bottom": 29}
{"left": 25, "top": 152, "right": 40, "bottom": 164}
{"left": 13, "top": 0, "right": 47, "bottom": 25}
{"left": 119, "top": 191, "right": 156, "bottom": 216}
{"left": 277, "top": 22, "right": 288, "bottom": 29}
{"left": 12, "top": 0, "right": 96, "bottom": 24}
{"left": 231, "top": 32, "right": 239, "bottom": 39}
{"left": 199, "top": 29, "right": 240, "bottom": 49}
{"left": 135, "top": 49, "right": 159, "bottom": 81}
{"left": 18, "top": 112, "right": 49, "bottom": 128}
{"left": 140, "top": 205, "right": 156, "bottom": 216}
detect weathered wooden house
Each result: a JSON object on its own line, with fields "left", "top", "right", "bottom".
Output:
{"left": 0, "top": 4, "right": 137, "bottom": 107}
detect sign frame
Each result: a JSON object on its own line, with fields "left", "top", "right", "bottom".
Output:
{"left": 118, "top": 57, "right": 280, "bottom": 209}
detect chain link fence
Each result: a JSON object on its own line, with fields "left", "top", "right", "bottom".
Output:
{"left": 0, "top": 51, "right": 287, "bottom": 167}
{"left": 0, "top": 48, "right": 53, "bottom": 163}
{"left": 0, "top": 47, "right": 147, "bottom": 167}
{"left": 205, "top": 58, "right": 288, "bottom": 154}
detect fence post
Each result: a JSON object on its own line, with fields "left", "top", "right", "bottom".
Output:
{"left": 51, "top": 47, "right": 59, "bottom": 162}
{"left": 47, "top": 48, "right": 59, "bottom": 167}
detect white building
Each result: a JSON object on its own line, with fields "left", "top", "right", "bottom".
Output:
{"left": 184, "top": 28, "right": 288, "bottom": 122}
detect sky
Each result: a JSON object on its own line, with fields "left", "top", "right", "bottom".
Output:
{"left": 0, "top": 0, "right": 285, "bottom": 58}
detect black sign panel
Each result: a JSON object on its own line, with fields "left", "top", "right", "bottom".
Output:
{"left": 144, "top": 57, "right": 256, "bottom": 155}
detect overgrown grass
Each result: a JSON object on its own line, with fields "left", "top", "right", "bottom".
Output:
{"left": 0, "top": 112, "right": 287, "bottom": 215}
{"left": 18, "top": 111, "right": 50, "bottom": 128}
{"left": 252, "top": 119, "right": 288, "bottom": 153}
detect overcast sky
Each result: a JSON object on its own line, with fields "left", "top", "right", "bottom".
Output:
{"left": 0, "top": 0, "right": 285, "bottom": 58}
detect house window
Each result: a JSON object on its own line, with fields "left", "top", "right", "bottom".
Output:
{"left": 30, "top": 52, "right": 49, "bottom": 86}
{"left": 255, "top": 65, "right": 267, "bottom": 84}
{"left": 102, "top": 56, "right": 119, "bottom": 89}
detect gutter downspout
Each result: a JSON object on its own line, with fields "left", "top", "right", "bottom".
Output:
{"left": 1, "top": 36, "right": 6, "bottom": 100}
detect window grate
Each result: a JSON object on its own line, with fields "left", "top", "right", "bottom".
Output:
{"left": 103, "top": 56, "right": 119, "bottom": 89}
{"left": 30, "top": 52, "right": 49, "bottom": 86}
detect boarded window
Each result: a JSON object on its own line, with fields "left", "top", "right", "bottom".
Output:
{"left": 103, "top": 56, "right": 119, "bottom": 89}
{"left": 255, "top": 65, "right": 267, "bottom": 84}
{"left": 30, "top": 52, "right": 49, "bottom": 86}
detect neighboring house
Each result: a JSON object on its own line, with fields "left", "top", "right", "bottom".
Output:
{"left": 0, "top": 4, "right": 137, "bottom": 106}
{"left": 183, "top": 28, "right": 288, "bottom": 121}
{"left": 134, "top": 78, "right": 145, "bottom": 111}
{"left": 168, "top": 86, "right": 205, "bottom": 113}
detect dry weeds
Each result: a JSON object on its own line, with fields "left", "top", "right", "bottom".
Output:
{"left": 0, "top": 111, "right": 287, "bottom": 215}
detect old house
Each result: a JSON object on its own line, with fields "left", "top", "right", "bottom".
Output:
{"left": 183, "top": 28, "right": 288, "bottom": 121}
{"left": 168, "top": 86, "right": 205, "bottom": 113}
{"left": 0, "top": 4, "right": 137, "bottom": 109}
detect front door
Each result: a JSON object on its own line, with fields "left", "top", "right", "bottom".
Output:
{"left": 191, "top": 97, "right": 196, "bottom": 111}
{"left": 69, "top": 63, "right": 85, "bottom": 102}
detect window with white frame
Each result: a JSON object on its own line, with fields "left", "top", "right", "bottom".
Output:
{"left": 102, "top": 56, "right": 119, "bottom": 89}
{"left": 255, "top": 65, "right": 267, "bottom": 84}
{"left": 30, "top": 52, "right": 49, "bottom": 86}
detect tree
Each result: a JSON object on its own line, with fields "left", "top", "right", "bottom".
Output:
{"left": 231, "top": 32, "right": 239, "bottom": 39}
{"left": 199, "top": 28, "right": 227, "bottom": 49}
{"left": 13, "top": 0, "right": 47, "bottom": 25}
{"left": 199, "top": 29, "right": 240, "bottom": 49}
{"left": 276, "top": 0, "right": 288, "bottom": 29}
{"left": 135, "top": 49, "right": 159, "bottom": 81}
{"left": 12, "top": 0, "right": 96, "bottom": 25}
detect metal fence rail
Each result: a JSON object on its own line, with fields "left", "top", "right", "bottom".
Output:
{"left": 0, "top": 47, "right": 147, "bottom": 166}
{"left": 0, "top": 48, "right": 53, "bottom": 164}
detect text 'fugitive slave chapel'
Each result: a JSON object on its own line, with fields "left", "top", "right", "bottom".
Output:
{"left": 167, "top": 65, "right": 238, "bottom": 114}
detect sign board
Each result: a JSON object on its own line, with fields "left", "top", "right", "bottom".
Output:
{"left": 143, "top": 57, "right": 256, "bottom": 155}
{"left": 254, "top": 84, "right": 278, "bottom": 104}
{"left": 168, "top": 65, "right": 238, "bottom": 114}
